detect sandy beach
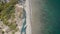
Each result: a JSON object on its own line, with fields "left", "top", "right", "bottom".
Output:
{"left": 24, "top": 0, "right": 32, "bottom": 34}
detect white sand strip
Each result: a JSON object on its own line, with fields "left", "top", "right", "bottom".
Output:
{"left": 24, "top": 0, "right": 32, "bottom": 34}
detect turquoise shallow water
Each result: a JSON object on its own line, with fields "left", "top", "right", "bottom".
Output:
{"left": 41, "top": 0, "right": 60, "bottom": 34}
{"left": 31, "top": 0, "right": 60, "bottom": 34}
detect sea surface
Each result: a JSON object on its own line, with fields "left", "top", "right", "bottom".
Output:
{"left": 31, "top": 0, "right": 60, "bottom": 34}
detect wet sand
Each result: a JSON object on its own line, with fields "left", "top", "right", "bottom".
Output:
{"left": 31, "top": 0, "right": 44, "bottom": 34}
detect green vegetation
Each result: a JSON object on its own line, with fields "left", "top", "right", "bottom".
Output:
{"left": 8, "top": 23, "right": 17, "bottom": 30}
{"left": 0, "top": 0, "right": 18, "bottom": 31}
{"left": 12, "top": 31, "right": 15, "bottom": 34}
{"left": 2, "top": 31, "right": 4, "bottom": 34}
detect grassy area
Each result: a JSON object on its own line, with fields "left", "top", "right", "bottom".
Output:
{"left": 2, "top": 31, "right": 4, "bottom": 34}
{"left": 0, "top": 0, "right": 18, "bottom": 32}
